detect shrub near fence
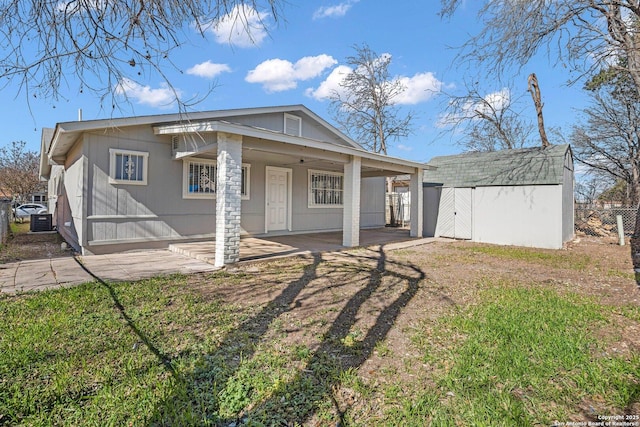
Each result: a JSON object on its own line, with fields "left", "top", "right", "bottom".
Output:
{"left": 0, "top": 201, "right": 11, "bottom": 245}
{"left": 575, "top": 206, "right": 636, "bottom": 237}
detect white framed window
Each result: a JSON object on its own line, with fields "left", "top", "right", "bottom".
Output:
{"left": 308, "top": 169, "right": 343, "bottom": 208}
{"left": 183, "top": 158, "right": 250, "bottom": 200}
{"left": 109, "top": 149, "right": 148, "bottom": 185}
{"left": 284, "top": 113, "right": 302, "bottom": 137}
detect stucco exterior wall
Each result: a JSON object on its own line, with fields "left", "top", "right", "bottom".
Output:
{"left": 473, "top": 184, "right": 563, "bottom": 249}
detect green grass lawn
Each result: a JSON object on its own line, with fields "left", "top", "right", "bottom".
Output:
{"left": 0, "top": 245, "right": 638, "bottom": 426}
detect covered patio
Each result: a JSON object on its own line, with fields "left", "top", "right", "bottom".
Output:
{"left": 154, "top": 113, "right": 428, "bottom": 267}
{"left": 169, "top": 227, "right": 436, "bottom": 265}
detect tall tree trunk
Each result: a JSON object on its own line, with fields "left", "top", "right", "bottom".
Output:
{"left": 528, "top": 73, "right": 550, "bottom": 148}
{"left": 630, "top": 157, "right": 640, "bottom": 277}
{"left": 615, "top": 5, "right": 640, "bottom": 276}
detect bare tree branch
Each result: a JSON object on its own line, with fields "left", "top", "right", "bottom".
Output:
{"left": 0, "top": 141, "right": 42, "bottom": 202}
{"left": 439, "top": 81, "right": 533, "bottom": 151}
{"left": 572, "top": 86, "right": 640, "bottom": 206}
{"left": 0, "top": 0, "right": 284, "bottom": 109}
{"left": 328, "top": 44, "right": 414, "bottom": 155}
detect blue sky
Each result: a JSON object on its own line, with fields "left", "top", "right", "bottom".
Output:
{"left": 0, "top": 1, "right": 590, "bottom": 163}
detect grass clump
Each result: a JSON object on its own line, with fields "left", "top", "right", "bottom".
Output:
{"left": 402, "top": 284, "right": 640, "bottom": 426}
{"left": 0, "top": 275, "right": 241, "bottom": 426}
{"left": 456, "top": 244, "right": 592, "bottom": 270}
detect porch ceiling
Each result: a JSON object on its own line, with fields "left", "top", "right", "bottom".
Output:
{"left": 177, "top": 135, "right": 422, "bottom": 177}
{"left": 155, "top": 120, "right": 431, "bottom": 176}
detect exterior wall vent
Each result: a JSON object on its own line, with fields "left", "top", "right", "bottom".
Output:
{"left": 171, "top": 135, "right": 180, "bottom": 156}
{"left": 284, "top": 113, "right": 302, "bottom": 137}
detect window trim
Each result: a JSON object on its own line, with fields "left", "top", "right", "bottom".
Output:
{"left": 308, "top": 169, "right": 344, "bottom": 208}
{"left": 109, "top": 148, "right": 148, "bottom": 185}
{"left": 182, "top": 158, "right": 250, "bottom": 200}
{"left": 284, "top": 113, "right": 302, "bottom": 137}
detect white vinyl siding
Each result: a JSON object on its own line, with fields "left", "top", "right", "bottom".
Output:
{"left": 284, "top": 113, "right": 302, "bottom": 136}
{"left": 183, "top": 159, "right": 250, "bottom": 199}
{"left": 308, "top": 170, "right": 344, "bottom": 208}
{"left": 109, "top": 149, "right": 148, "bottom": 185}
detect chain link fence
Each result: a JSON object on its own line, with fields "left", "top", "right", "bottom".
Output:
{"left": 0, "top": 201, "right": 11, "bottom": 245}
{"left": 575, "top": 206, "right": 636, "bottom": 237}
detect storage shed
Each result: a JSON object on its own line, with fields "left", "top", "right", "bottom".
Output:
{"left": 423, "top": 144, "right": 574, "bottom": 249}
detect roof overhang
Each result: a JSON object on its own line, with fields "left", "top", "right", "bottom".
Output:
{"left": 153, "top": 120, "right": 432, "bottom": 175}
{"left": 41, "top": 105, "right": 433, "bottom": 179}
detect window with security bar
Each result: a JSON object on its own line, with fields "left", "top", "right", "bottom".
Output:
{"left": 309, "top": 170, "right": 343, "bottom": 207}
{"left": 109, "top": 149, "right": 148, "bottom": 185}
{"left": 182, "top": 159, "right": 250, "bottom": 199}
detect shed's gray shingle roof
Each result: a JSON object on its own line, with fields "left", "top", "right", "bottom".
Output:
{"left": 423, "top": 144, "right": 571, "bottom": 187}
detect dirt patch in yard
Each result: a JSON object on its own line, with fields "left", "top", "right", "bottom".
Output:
{"left": 0, "top": 225, "right": 70, "bottom": 263}
{"left": 180, "top": 235, "right": 639, "bottom": 424}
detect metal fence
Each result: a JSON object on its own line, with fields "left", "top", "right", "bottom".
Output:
{"left": 575, "top": 206, "right": 636, "bottom": 237}
{"left": 0, "top": 201, "right": 11, "bottom": 245}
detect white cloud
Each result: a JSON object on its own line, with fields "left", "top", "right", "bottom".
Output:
{"left": 305, "top": 65, "right": 352, "bottom": 100}
{"left": 313, "top": 0, "right": 359, "bottom": 19}
{"left": 186, "top": 61, "right": 231, "bottom": 78}
{"left": 394, "top": 72, "right": 444, "bottom": 105}
{"left": 476, "top": 87, "right": 511, "bottom": 114}
{"left": 396, "top": 144, "right": 413, "bottom": 152}
{"left": 56, "top": 0, "right": 106, "bottom": 13}
{"left": 115, "top": 78, "right": 181, "bottom": 109}
{"left": 246, "top": 54, "right": 337, "bottom": 92}
{"left": 307, "top": 67, "right": 446, "bottom": 105}
{"left": 206, "top": 5, "right": 269, "bottom": 48}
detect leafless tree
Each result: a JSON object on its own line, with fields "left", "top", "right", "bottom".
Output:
{"left": 0, "top": 141, "right": 41, "bottom": 203}
{"left": 575, "top": 175, "right": 613, "bottom": 206}
{"left": 440, "top": 1, "right": 640, "bottom": 91}
{"left": 0, "top": 0, "right": 282, "bottom": 108}
{"left": 441, "top": 0, "right": 640, "bottom": 268}
{"left": 571, "top": 85, "right": 640, "bottom": 207}
{"left": 440, "top": 81, "right": 533, "bottom": 151}
{"left": 328, "top": 44, "right": 413, "bottom": 155}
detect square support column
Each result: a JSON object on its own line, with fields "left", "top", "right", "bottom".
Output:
{"left": 343, "top": 155, "right": 361, "bottom": 247}
{"left": 410, "top": 168, "right": 424, "bottom": 238}
{"left": 215, "top": 132, "right": 243, "bottom": 267}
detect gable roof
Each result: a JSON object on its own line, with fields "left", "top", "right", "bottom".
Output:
{"left": 45, "top": 105, "right": 360, "bottom": 160}
{"left": 423, "top": 144, "right": 572, "bottom": 187}
{"left": 40, "top": 105, "right": 429, "bottom": 179}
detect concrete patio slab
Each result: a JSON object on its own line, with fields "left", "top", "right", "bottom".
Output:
{"left": 170, "top": 227, "right": 431, "bottom": 264}
{"left": 0, "top": 228, "right": 438, "bottom": 294}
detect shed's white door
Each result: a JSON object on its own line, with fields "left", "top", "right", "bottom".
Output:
{"left": 266, "top": 168, "right": 289, "bottom": 231}
{"left": 436, "top": 187, "right": 472, "bottom": 239}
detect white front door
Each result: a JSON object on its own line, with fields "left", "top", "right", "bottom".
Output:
{"left": 266, "top": 167, "right": 290, "bottom": 232}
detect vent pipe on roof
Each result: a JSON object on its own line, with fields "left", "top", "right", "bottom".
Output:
{"left": 78, "top": 109, "right": 83, "bottom": 121}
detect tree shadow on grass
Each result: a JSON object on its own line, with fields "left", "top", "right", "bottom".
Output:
{"left": 149, "top": 245, "right": 426, "bottom": 425}
{"left": 73, "top": 255, "right": 176, "bottom": 375}
{"left": 150, "top": 252, "right": 325, "bottom": 425}
{"left": 228, "top": 246, "right": 425, "bottom": 425}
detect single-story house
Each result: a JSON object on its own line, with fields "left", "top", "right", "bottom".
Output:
{"left": 422, "top": 144, "right": 574, "bottom": 249}
{"left": 39, "top": 105, "right": 426, "bottom": 266}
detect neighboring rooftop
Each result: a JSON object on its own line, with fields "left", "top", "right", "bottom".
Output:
{"left": 423, "top": 144, "right": 572, "bottom": 187}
